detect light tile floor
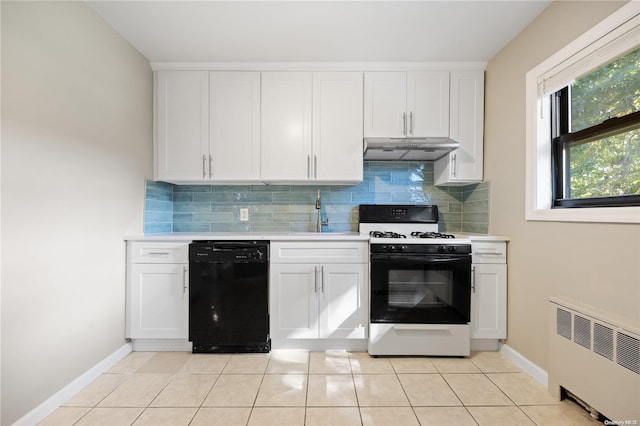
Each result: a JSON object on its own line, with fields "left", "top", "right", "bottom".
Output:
{"left": 38, "top": 350, "right": 601, "bottom": 426}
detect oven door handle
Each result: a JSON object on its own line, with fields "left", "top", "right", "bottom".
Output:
{"left": 393, "top": 324, "right": 451, "bottom": 332}
{"left": 371, "top": 254, "right": 470, "bottom": 263}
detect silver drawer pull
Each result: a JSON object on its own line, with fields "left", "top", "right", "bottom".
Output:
{"left": 146, "top": 251, "right": 171, "bottom": 256}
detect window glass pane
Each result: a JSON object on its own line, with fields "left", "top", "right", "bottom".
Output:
{"left": 571, "top": 47, "right": 640, "bottom": 132}
{"left": 567, "top": 129, "right": 640, "bottom": 199}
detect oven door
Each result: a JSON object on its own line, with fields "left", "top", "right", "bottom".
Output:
{"left": 370, "top": 252, "right": 471, "bottom": 324}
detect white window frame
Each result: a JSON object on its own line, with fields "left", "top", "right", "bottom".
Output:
{"left": 525, "top": 2, "right": 640, "bottom": 224}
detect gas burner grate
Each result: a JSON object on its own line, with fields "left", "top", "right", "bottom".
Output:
{"left": 410, "top": 231, "right": 455, "bottom": 239}
{"left": 369, "top": 231, "right": 407, "bottom": 239}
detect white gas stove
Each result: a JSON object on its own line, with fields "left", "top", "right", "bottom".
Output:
{"left": 359, "top": 204, "right": 472, "bottom": 357}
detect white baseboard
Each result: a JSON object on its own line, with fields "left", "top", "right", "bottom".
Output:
{"left": 500, "top": 343, "right": 548, "bottom": 387}
{"left": 13, "top": 342, "right": 133, "bottom": 426}
{"left": 271, "top": 338, "right": 367, "bottom": 352}
{"left": 131, "top": 338, "right": 192, "bottom": 352}
{"left": 471, "top": 339, "right": 501, "bottom": 351}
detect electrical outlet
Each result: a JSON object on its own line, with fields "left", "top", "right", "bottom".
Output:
{"left": 240, "top": 208, "right": 249, "bottom": 222}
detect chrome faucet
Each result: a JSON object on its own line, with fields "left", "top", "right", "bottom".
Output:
{"left": 315, "top": 189, "right": 329, "bottom": 232}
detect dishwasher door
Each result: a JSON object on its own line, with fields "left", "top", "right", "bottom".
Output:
{"left": 189, "top": 241, "right": 270, "bottom": 353}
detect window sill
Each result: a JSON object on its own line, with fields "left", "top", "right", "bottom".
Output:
{"left": 526, "top": 205, "right": 640, "bottom": 224}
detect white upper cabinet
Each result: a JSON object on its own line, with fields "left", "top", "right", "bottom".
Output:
{"left": 155, "top": 71, "right": 209, "bottom": 182}
{"left": 364, "top": 72, "right": 407, "bottom": 137}
{"left": 435, "top": 70, "right": 485, "bottom": 185}
{"left": 261, "top": 72, "right": 313, "bottom": 181}
{"left": 313, "top": 72, "right": 363, "bottom": 182}
{"left": 154, "top": 71, "right": 261, "bottom": 183}
{"left": 209, "top": 72, "right": 261, "bottom": 181}
{"left": 261, "top": 71, "right": 363, "bottom": 184}
{"left": 364, "top": 71, "right": 450, "bottom": 138}
{"left": 154, "top": 66, "right": 483, "bottom": 185}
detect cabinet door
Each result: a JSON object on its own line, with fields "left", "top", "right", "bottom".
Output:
{"left": 209, "top": 72, "right": 261, "bottom": 180}
{"left": 406, "top": 71, "right": 450, "bottom": 137}
{"left": 155, "top": 71, "right": 209, "bottom": 181}
{"left": 261, "top": 72, "right": 313, "bottom": 181}
{"left": 363, "top": 72, "right": 407, "bottom": 137}
{"left": 128, "top": 263, "right": 189, "bottom": 339}
{"left": 435, "top": 70, "right": 484, "bottom": 185}
{"left": 471, "top": 264, "right": 507, "bottom": 339}
{"left": 312, "top": 72, "right": 363, "bottom": 183}
{"left": 319, "top": 264, "right": 368, "bottom": 339}
{"left": 269, "top": 264, "right": 319, "bottom": 339}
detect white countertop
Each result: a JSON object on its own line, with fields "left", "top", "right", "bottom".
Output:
{"left": 455, "top": 233, "right": 511, "bottom": 242}
{"left": 125, "top": 232, "right": 369, "bottom": 242}
{"left": 124, "top": 232, "right": 509, "bottom": 242}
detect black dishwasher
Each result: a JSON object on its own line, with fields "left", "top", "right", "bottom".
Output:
{"left": 189, "top": 241, "right": 270, "bottom": 353}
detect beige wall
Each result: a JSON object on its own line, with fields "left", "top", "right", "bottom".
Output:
{"left": 485, "top": 1, "right": 639, "bottom": 371}
{"left": 1, "top": 2, "right": 152, "bottom": 424}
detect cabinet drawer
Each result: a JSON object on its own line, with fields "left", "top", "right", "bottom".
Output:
{"left": 129, "top": 242, "right": 189, "bottom": 264}
{"left": 472, "top": 241, "right": 507, "bottom": 264}
{"left": 271, "top": 242, "right": 368, "bottom": 264}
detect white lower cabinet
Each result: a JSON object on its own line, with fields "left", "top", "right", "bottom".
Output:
{"left": 126, "top": 242, "right": 189, "bottom": 341}
{"left": 128, "top": 263, "right": 189, "bottom": 339}
{"left": 269, "top": 242, "right": 368, "bottom": 342}
{"left": 470, "top": 241, "right": 507, "bottom": 340}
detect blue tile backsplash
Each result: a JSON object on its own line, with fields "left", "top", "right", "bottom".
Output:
{"left": 144, "top": 162, "right": 489, "bottom": 234}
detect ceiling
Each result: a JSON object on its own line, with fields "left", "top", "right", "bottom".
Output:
{"left": 87, "top": 1, "right": 551, "bottom": 65}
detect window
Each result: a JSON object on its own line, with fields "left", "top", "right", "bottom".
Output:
{"left": 525, "top": 2, "right": 640, "bottom": 223}
{"left": 551, "top": 48, "right": 640, "bottom": 208}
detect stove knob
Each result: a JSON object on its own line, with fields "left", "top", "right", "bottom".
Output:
{"left": 389, "top": 245, "right": 397, "bottom": 252}
{"left": 399, "top": 245, "right": 407, "bottom": 252}
{"left": 381, "top": 245, "right": 388, "bottom": 251}
{"left": 448, "top": 246, "right": 457, "bottom": 253}
{"left": 438, "top": 245, "right": 446, "bottom": 253}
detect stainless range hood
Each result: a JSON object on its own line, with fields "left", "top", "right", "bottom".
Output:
{"left": 363, "top": 137, "right": 459, "bottom": 161}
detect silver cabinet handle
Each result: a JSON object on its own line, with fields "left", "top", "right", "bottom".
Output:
{"left": 209, "top": 155, "right": 213, "bottom": 178}
{"left": 313, "top": 155, "right": 318, "bottom": 179}
{"left": 307, "top": 155, "right": 311, "bottom": 179}
{"left": 182, "top": 266, "right": 188, "bottom": 294}
{"left": 313, "top": 265, "right": 318, "bottom": 293}
{"left": 202, "top": 154, "right": 207, "bottom": 178}
{"left": 451, "top": 153, "right": 457, "bottom": 177}
{"left": 471, "top": 265, "right": 476, "bottom": 293}
{"left": 320, "top": 265, "right": 324, "bottom": 293}
{"left": 402, "top": 112, "right": 407, "bottom": 136}
{"left": 146, "top": 251, "right": 170, "bottom": 256}
{"left": 409, "top": 111, "right": 414, "bottom": 135}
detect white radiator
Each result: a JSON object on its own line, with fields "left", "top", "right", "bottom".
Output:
{"left": 548, "top": 297, "right": 640, "bottom": 421}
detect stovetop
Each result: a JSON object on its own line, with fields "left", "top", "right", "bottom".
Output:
{"left": 359, "top": 204, "right": 470, "bottom": 245}
{"left": 368, "top": 231, "right": 456, "bottom": 239}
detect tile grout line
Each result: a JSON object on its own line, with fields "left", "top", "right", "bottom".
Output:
{"left": 481, "top": 370, "right": 542, "bottom": 426}
{"left": 346, "top": 352, "right": 365, "bottom": 426}
{"left": 390, "top": 358, "right": 423, "bottom": 424}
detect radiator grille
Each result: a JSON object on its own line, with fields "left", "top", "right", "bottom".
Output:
{"left": 557, "top": 308, "right": 572, "bottom": 340}
{"left": 617, "top": 332, "right": 640, "bottom": 375}
{"left": 553, "top": 304, "right": 639, "bottom": 377}
{"left": 593, "top": 323, "right": 614, "bottom": 361}
{"left": 574, "top": 315, "right": 591, "bottom": 349}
